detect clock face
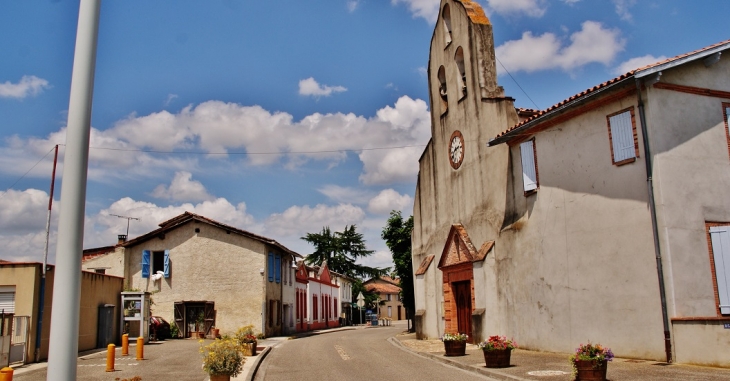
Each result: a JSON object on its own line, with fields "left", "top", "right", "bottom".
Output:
{"left": 448, "top": 130, "right": 464, "bottom": 169}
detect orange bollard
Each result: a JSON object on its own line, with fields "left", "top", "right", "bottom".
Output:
{"left": 122, "top": 334, "right": 129, "bottom": 356}
{"left": 105, "top": 344, "right": 115, "bottom": 372}
{"left": 0, "top": 367, "right": 14, "bottom": 381}
{"left": 136, "top": 336, "right": 144, "bottom": 360}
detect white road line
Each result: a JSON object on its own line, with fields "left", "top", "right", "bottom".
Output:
{"left": 334, "top": 345, "right": 351, "bottom": 360}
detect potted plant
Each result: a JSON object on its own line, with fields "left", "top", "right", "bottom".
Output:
{"left": 570, "top": 342, "right": 614, "bottom": 381}
{"left": 235, "top": 325, "right": 258, "bottom": 356}
{"left": 200, "top": 338, "right": 244, "bottom": 381}
{"left": 195, "top": 312, "right": 206, "bottom": 338}
{"left": 441, "top": 332, "right": 468, "bottom": 356}
{"left": 477, "top": 335, "right": 517, "bottom": 368}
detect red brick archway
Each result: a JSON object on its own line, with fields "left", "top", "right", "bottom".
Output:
{"left": 437, "top": 224, "right": 478, "bottom": 343}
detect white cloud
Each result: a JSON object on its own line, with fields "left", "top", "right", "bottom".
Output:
{"left": 613, "top": 0, "right": 636, "bottom": 21}
{"left": 391, "top": 0, "right": 440, "bottom": 23}
{"left": 318, "top": 185, "right": 372, "bottom": 204}
{"left": 562, "top": 0, "right": 580, "bottom": 4}
{"left": 264, "top": 203, "right": 366, "bottom": 239}
{"left": 613, "top": 54, "right": 667, "bottom": 75}
{"left": 487, "top": 0, "right": 547, "bottom": 18}
{"left": 496, "top": 21, "right": 625, "bottom": 74}
{"left": 367, "top": 189, "right": 413, "bottom": 215}
{"left": 0, "top": 75, "right": 51, "bottom": 99}
{"left": 347, "top": 0, "right": 360, "bottom": 12}
{"left": 164, "top": 93, "right": 178, "bottom": 106}
{"left": 151, "top": 171, "right": 215, "bottom": 202}
{"left": 298, "top": 77, "right": 347, "bottom": 97}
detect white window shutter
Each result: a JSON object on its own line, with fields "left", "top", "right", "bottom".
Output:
{"left": 609, "top": 111, "right": 636, "bottom": 162}
{"left": 710, "top": 226, "right": 730, "bottom": 314}
{"left": 520, "top": 140, "right": 537, "bottom": 192}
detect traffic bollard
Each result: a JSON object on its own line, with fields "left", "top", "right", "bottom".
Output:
{"left": 105, "top": 344, "right": 115, "bottom": 372}
{"left": 136, "top": 336, "right": 144, "bottom": 360}
{"left": 0, "top": 367, "right": 14, "bottom": 381}
{"left": 122, "top": 333, "right": 129, "bottom": 356}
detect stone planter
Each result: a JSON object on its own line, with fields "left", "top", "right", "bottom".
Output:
{"left": 443, "top": 340, "right": 466, "bottom": 356}
{"left": 241, "top": 342, "right": 257, "bottom": 356}
{"left": 574, "top": 359, "right": 608, "bottom": 381}
{"left": 483, "top": 348, "right": 511, "bottom": 368}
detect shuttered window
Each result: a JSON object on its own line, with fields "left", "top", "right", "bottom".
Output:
{"left": 163, "top": 250, "right": 170, "bottom": 278}
{"left": 709, "top": 225, "right": 730, "bottom": 315}
{"left": 268, "top": 253, "right": 274, "bottom": 282}
{"left": 275, "top": 254, "right": 281, "bottom": 284}
{"left": 142, "top": 250, "right": 150, "bottom": 278}
{"left": 607, "top": 108, "right": 638, "bottom": 165}
{"left": 0, "top": 286, "right": 15, "bottom": 314}
{"left": 520, "top": 139, "right": 538, "bottom": 193}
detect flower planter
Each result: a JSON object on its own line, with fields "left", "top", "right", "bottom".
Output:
{"left": 443, "top": 340, "right": 466, "bottom": 356}
{"left": 209, "top": 374, "right": 231, "bottom": 381}
{"left": 483, "top": 348, "right": 511, "bottom": 368}
{"left": 574, "top": 359, "right": 608, "bottom": 381}
{"left": 241, "top": 342, "right": 257, "bottom": 356}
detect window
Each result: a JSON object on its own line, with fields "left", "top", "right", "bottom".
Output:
{"left": 708, "top": 224, "right": 730, "bottom": 315}
{"left": 94, "top": 269, "right": 106, "bottom": 274}
{"left": 520, "top": 139, "right": 538, "bottom": 193}
{"left": 334, "top": 298, "right": 338, "bottom": 319}
{"left": 0, "top": 286, "right": 16, "bottom": 315}
{"left": 438, "top": 66, "right": 448, "bottom": 113}
{"left": 442, "top": 4, "right": 452, "bottom": 45}
{"left": 387, "top": 294, "right": 392, "bottom": 301}
{"left": 388, "top": 306, "right": 392, "bottom": 318}
{"left": 313, "top": 295, "right": 318, "bottom": 321}
{"left": 275, "top": 254, "right": 281, "bottom": 284}
{"left": 607, "top": 107, "right": 639, "bottom": 165}
{"left": 142, "top": 250, "right": 170, "bottom": 278}
{"left": 268, "top": 252, "right": 274, "bottom": 282}
{"left": 455, "top": 47, "right": 467, "bottom": 99}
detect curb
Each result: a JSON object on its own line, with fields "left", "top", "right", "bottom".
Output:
{"left": 245, "top": 346, "right": 271, "bottom": 381}
{"left": 387, "top": 337, "right": 532, "bottom": 381}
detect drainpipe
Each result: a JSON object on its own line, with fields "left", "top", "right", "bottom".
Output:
{"left": 635, "top": 79, "right": 672, "bottom": 363}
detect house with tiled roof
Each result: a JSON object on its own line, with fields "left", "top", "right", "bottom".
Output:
{"left": 364, "top": 276, "right": 405, "bottom": 320}
{"left": 82, "top": 211, "right": 301, "bottom": 338}
{"left": 294, "top": 261, "right": 352, "bottom": 331}
{"left": 412, "top": 0, "right": 730, "bottom": 367}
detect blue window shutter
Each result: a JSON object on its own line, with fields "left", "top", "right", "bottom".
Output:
{"left": 163, "top": 250, "right": 170, "bottom": 278}
{"left": 710, "top": 226, "right": 730, "bottom": 314}
{"left": 268, "top": 253, "right": 274, "bottom": 282}
{"left": 142, "top": 250, "right": 150, "bottom": 278}
{"left": 520, "top": 140, "right": 538, "bottom": 192}
{"left": 275, "top": 255, "right": 281, "bottom": 283}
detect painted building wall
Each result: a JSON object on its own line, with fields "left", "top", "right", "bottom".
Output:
{"left": 125, "top": 221, "right": 267, "bottom": 336}
{"left": 642, "top": 57, "right": 730, "bottom": 366}
{"left": 0, "top": 263, "right": 122, "bottom": 363}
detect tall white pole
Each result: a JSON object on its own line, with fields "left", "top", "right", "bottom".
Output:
{"left": 47, "top": 1, "right": 101, "bottom": 379}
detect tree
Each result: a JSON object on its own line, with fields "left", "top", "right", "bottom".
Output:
{"left": 381, "top": 210, "right": 415, "bottom": 332}
{"left": 301, "top": 225, "right": 384, "bottom": 279}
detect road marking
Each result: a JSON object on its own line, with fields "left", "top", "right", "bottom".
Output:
{"left": 334, "top": 345, "right": 351, "bottom": 360}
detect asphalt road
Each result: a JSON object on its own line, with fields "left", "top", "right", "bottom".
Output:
{"left": 255, "top": 324, "right": 495, "bottom": 381}
{"left": 11, "top": 339, "right": 209, "bottom": 381}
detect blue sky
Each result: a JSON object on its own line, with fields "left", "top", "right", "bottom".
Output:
{"left": 1, "top": 0, "right": 729, "bottom": 270}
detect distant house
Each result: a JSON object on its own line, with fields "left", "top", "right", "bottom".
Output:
{"left": 0, "top": 262, "right": 123, "bottom": 365}
{"left": 364, "top": 276, "right": 405, "bottom": 320}
{"left": 413, "top": 0, "right": 730, "bottom": 367}
{"left": 294, "top": 261, "right": 349, "bottom": 331}
{"left": 82, "top": 212, "right": 301, "bottom": 338}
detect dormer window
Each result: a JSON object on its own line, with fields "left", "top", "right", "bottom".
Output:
{"left": 455, "top": 47, "right": 467, "bottom": 99}
{"left": 442, "top": 4, "right": 452, "bottom": 46}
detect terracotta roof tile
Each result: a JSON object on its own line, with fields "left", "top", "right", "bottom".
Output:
{"left": 364, "top": 282, "right": 400, "bottom": 294}
{"left": 491, "top": 38, "right": 730, "bottom": 144}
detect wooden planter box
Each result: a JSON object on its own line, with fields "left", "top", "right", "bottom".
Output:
{"left": 483, "top": 348, "right": 511, "bottom": 368}
{"left": 443, "top": 340, "right": 466, "bottom": 356}
{"left": 574, "top": 359, "right": 608, "bottom": 381}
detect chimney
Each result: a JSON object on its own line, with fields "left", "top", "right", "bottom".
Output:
{"left": 117, "top": 234, "right": 127, "bottom": 245}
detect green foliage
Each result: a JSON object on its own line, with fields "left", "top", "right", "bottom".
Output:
{"left": 351, "top": 278, "right": 378, "bottom": 307}
{"left": 381, "top": 211, "right": 415, "bottom": 326}
{"left": 199, "top": 338, "right": 244, "bottom": 377}
{"left": 169, "top": 323, "right": 179, "bottom": 339}
{"left": 302, "top": 225, "right": 384, "bottom": 278}
{"left": 234, "top": 325, "right": 257, "bottom": 345}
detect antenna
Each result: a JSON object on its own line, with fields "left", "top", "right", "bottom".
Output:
{"left": 110, "top": 213, "right": 140, "bottom": 237}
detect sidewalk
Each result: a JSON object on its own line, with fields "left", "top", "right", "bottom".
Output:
{"left": 391, "top": 332, "right": 730, "bottom": 381}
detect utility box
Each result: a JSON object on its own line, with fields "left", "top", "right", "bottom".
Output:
{"left": 97, "top": 304, "right": 115, "bottom": 348}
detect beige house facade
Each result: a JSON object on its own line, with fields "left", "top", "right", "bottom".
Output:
{"left": 0, "top": 262, "right": 123, "bottom": 365}
{"left": 412, "top": 0, "right": 730, "bottom": 367}
{"left": 82, "top": 212, "right": 300, "bottom": 338}
{"left": 364, "top": 276, "right": 405, "bottom": 320}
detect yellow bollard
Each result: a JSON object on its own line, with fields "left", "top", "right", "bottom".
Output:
{"left": 105, "top": 344, "right": 115, "bottom": 372}
{"left": 136, "top": 336, "right": 144, "bottom": 360}
{"left": 0, "top": 367, "right": 14, "bottom": 381}
{"left": 122, "top": 333, "right": 129, "bottom": 356}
